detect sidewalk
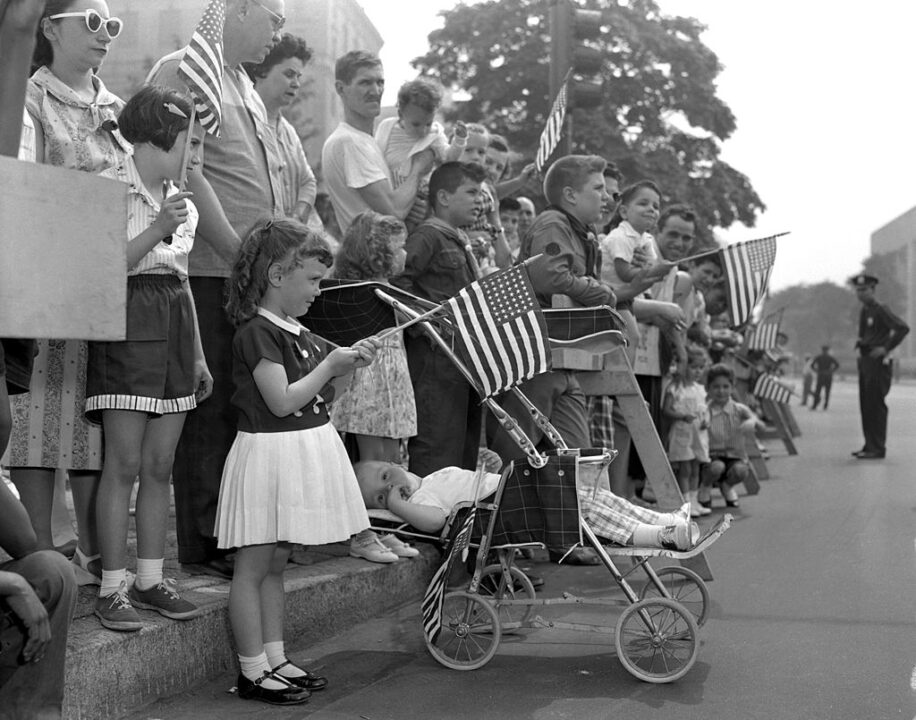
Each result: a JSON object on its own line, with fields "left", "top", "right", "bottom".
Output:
{"left": 58, "top": 496, "right": 438, "bottom": 720}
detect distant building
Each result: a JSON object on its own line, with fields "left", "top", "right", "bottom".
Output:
{"left": 104, "top": 0, "right": 383, "bottom": 174}
{"left": 870, "top": 208, "right": 916, "bottom": 364}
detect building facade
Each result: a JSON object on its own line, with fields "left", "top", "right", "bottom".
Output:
{"left": 871, "top": 207, "right": 916, "bottom": 365}
{"left": 104, "top": 0, "right": 383, "bottom": 174}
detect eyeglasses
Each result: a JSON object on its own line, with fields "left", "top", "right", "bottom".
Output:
{"left": 249, "top": 0, "right": 286, "bottom": 31}
{"left": 48, "top": 9, "right": 123, "bottom": 38}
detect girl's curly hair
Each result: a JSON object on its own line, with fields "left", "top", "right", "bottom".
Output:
{"left": 332, "top": 211, "right": 405, "bottom": 281}
{"left": 225, "top": 218, "right": 332, "bottom": 327}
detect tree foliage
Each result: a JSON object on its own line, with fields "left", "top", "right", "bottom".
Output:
{"left": 767, "top": 282, "right": 858, "bottom": 364}
{"left": 413, "top": 0, "right": 765, "bottom": 238}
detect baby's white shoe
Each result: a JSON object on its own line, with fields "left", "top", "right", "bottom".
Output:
{"left": 380, "top": 533, "right": 420, "bottom": 558}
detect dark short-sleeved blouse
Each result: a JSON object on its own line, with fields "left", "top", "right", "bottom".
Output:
{"left": 231, "top": 310, "right": 334, "bottom": 433}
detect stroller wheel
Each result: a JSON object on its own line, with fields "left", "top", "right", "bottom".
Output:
{"left": 638, "top": 566, "right": 710, "bottom": 627}
{"left": 478, "top": 564, "right": 536, "bottom": 630}
{"left": 615, "top": 598, "right": 699, "bottom": 683}
{"left": 426, "top": 591, "right": 501, "bottom": 670}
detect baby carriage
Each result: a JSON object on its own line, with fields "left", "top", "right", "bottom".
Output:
{"left": 309, "top": 267, "right": 732, "bottom": 683}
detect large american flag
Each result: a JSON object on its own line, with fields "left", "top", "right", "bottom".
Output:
{"left": 446, "top": 264, "right": 551, "bottom": 398}
{"left": 720, "top": 235, "right": 780, "bottom": 326}
{"left": 421, "top": 507, "right": 476, "bottom": 644}
{"left": 534, "top": 75, "right": 568, "bottom": 171}
{"left": 753, "top": 372, "right": 793, "bottom": 405}
{"left": 177, "top": 0, "right": 225, "bottom": 136}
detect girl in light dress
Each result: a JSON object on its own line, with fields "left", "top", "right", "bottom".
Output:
{"left": 331, "top": 211, "right": 420, "bottom": 562}
{"left": 215, "top": 218, "right": 379, "bottom": 706}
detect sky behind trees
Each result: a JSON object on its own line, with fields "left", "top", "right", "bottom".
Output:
{"left": 357, "top": 0, "right": 916, "bottom": 292}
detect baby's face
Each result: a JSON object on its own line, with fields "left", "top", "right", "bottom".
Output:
{"left": 358, "top": 462, "right": 420, "bottom": 509}
{"left": 399, "top": 103, "right": 435, "bottom": 140}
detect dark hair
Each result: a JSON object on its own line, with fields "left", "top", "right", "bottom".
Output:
{"left": 396, "top": 78, "right": 442, "bottom": 113}
{"left": 499, "top": 197, "right": 521, "bottom": 213}
{"left": 428, "top": 162, "right": 487, "bottom": 210}
{"left": 689, "top": 252, "right": 722, "bottom": 272}
{"left": 706, "top": 363, "right": 735, "bottom": 386}
{"left": 226, "top": 218, "right": 333, "bottom": 327}
{"left": 542, "top": 155, "right": 606, "bottom": 206}
{"left": 488, "top": 134, "right": 509, "bottom": 153}
{"left": 244, "top": 33, "right": 311, "bottom": 80}
{"left": 33, "top": 0, "right": 81, "bottom": 71}
{"left": 332, "top": 212, "right": 405, "bottom": 281}
{"left": 335, "top": 50, "right": 381, "bottom": 85}
{"left": 608, "top": 179, "right": 662, "bottom": 230}
{"left": 603, "top": 160, "right": 623, "bottom": 182}
{"left": 658, "top": 203, "right": 697, "bottom": 235}
{"left": 117, "top": 85, "right": 194, "bottom": 152}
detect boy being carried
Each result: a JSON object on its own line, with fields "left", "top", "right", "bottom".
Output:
{"left": 355, "top": 461, "right": 698, "bottom": 550}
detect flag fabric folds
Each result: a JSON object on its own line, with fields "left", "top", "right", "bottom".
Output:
{"left": 747, "top": 319, "right": 780, "bottom": 350}
{"left": 720, "top": 235, "right": 779, "bottom": 326}
{"left": 753, "top": 372, "right": 793, "bottom": 405}
{"left": 446, "top": 264, "right": 551, "bottom": 399}
{"left": 421, "top": 507, "right": 476, "bottom": 645}
{"left": 177, "top": 0, "right": 226, "bottom": 136}
{"left": 535, "top": 75, "right": 568, "bottom": 171}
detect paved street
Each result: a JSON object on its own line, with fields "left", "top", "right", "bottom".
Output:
{"left": 128, "top": 379, "right": 916, "bottom": 720}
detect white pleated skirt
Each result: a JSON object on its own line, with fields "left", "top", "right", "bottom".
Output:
{"left": 215, "top": 424, "right": 370, "bottom": 549}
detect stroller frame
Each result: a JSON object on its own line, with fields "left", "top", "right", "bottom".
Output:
{"left": 375, "top": 290, "right": 732, "bottom": 683}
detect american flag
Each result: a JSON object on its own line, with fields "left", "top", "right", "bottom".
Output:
{"left": 421, "top": 507, "right": 476, "bottom": 644}
{"left": 535, "top": 75, "right": 569, "bottom": 171}
{"left": 753, "top": 372, "right": 793, "bottom": 405}
{"left": 747, "top": 321, "right": 780, "bottom": 350}
{"left": 446, "top": 264, "right": 551, "bottom": 398}
{"left": 177, "top": 0, "right": 226, "bottom": 136}
{"left": 720, "top": 234, "right": 781, "bottom": 326}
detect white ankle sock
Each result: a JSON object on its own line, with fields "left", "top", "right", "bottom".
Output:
{"left": 265, "top": 641, "right": 305, "bottom": 677}
{"left": 135, "top": 557, "right": 164, "bottom": 591}
{"left": 99, "top": 568, "right": 127, "bottom": 597}
{"left": 238, "top": 652, "right": 274, "bottom": 683}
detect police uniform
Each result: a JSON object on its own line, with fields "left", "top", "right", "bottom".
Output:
{"left": 850, "top": 274, "right": 910, "bottom": 458}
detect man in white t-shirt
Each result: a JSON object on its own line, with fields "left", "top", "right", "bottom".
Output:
{"left": 321, "top": 51, "right": 432, "bottom": 235}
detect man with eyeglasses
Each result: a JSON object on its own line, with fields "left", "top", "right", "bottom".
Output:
{"left": 145, "top": 0, "right": 285, "bottom": 580}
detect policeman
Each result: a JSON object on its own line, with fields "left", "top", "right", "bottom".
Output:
{"left": 849, "top": 273, "right": 910, "bottom": 459}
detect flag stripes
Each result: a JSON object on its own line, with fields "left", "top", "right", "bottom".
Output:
{"left": 753, "top": 372, "right": 793, "bottom": 405}
{"left": 535, "top": 77, "right": 568, "bottom": 171}
{"left": 421, "top": 508, "right": 476, "bottom": 644}
{"left": 747, "top": 321, "right": 780, "bottom": 350}
{"left": 720, "top": 235, "right": 779, "bottom": 326}
{"left": 446, "top": 264, "right": 550, "bottom": 398}
{"left": 177, "top": 0, "right": 225, "bottom": 136}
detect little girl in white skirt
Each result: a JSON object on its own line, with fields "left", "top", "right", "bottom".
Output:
{"left": 216, "top": 218, "right": 380, "bottom": 706}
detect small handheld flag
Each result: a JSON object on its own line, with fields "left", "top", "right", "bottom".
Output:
{"left": 719, "top": 234, "right": 780, "bottom": 326}
{"left": 535, "top": 72, "right": 570, "bottom": 172}
{"left": 177, "top": 0, "right": 225, "bottom": 137}
{"left": 753, "top": 372, "right": 793, "bottom": 405}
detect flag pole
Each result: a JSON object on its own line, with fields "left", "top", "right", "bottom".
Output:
{"left": 177, "top": 100, "right": 197, "bottom": 192}
{"left": 370, "top": 253, "right": 546, "bottom": 342}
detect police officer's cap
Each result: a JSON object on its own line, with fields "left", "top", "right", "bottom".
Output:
{"left": 849, "top": 273, "right": 878, "bottom": 288}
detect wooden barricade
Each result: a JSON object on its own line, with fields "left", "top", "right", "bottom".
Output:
{"left": 757, "top": 398, "right": 798, "bottom": 455}
{"left": 0, "top": 157, "right": 128, "bottom": 339}
{"left": 553, "top": 343, "right": 714, "bottom": 581}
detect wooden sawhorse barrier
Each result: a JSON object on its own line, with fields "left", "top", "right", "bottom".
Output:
{"left": 757, "top": 398, "right": 799, "bottom": 456}
{"left": 555, "top": 344, "right": 714, "bottom": 581}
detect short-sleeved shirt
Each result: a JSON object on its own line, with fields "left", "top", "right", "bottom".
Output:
{"left": 707, "top": 398, "right": 754, "bottom": 460}
{"left": 26, "top": 66, "right": 131, "bottom": 173}
{"left": 231, "top": 309, "right": 334, "bottom": 433}
{"left": 321, "top": 121, "right": 391, "bottom": 235}
{"left": 409, "top": 466, "right": 501, "bottom": 514}
{"left": 18, "top": 110, "right": 35, "bottom": 161}
{"left": 599, "top": 220, "right": 658, "bottom": 288}
{"left": 100, "top": 155, "right": 198, "bottom": 279}
{"left": 146, "top": 53, "right": 283, "bottom": 278}
{"left": 374, "top": 116, "right": 448, "bottom": 188}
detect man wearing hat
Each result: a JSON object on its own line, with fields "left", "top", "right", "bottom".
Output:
{"left": 849, "top": 273, "right": 909, "bottom": 459}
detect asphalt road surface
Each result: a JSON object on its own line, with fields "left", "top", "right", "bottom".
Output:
{"left": 129, "top": 379, "right": 916, "bottom": 720}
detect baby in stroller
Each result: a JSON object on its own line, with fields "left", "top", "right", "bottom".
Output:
{"left": 354, "top": 461, "right": 699, "bottom": 551}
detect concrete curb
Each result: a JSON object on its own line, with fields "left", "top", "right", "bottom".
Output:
{"left": 62, "top": 547, "right": 439, "bottom": 719}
